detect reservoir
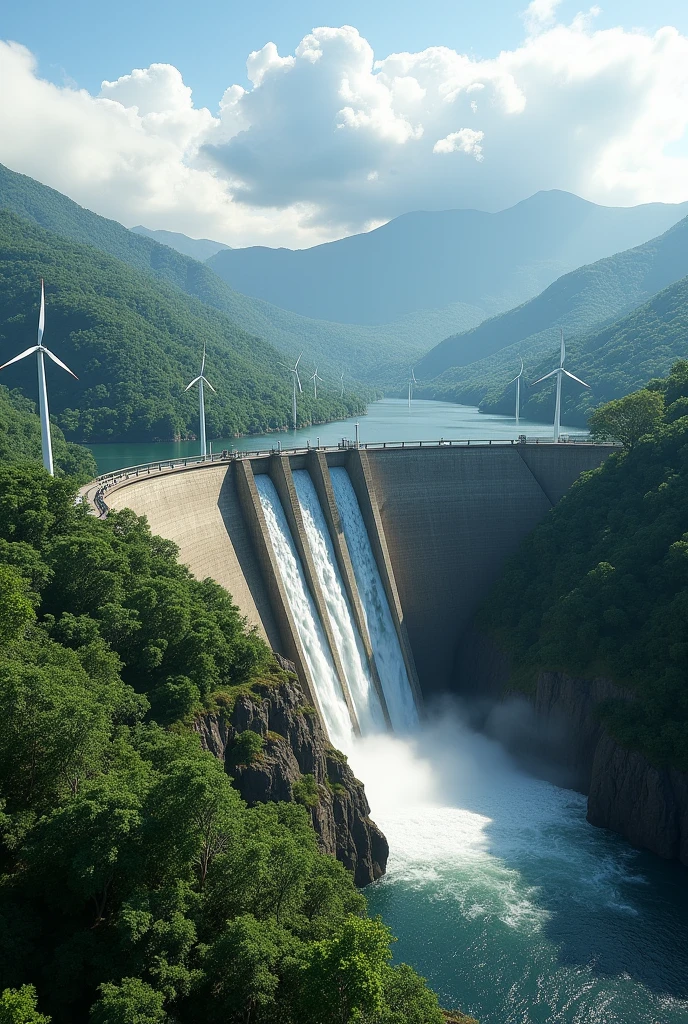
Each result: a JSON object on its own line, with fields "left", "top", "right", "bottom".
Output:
{"left": 87, "top": 398, "right": 586, "bottom": 473}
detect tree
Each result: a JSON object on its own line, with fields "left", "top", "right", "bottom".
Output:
{"left": 588, "top": 389, "right": 664, "bottom": 449}
{"left": 0, "top": 986, "right": 51, "bottom": 1024}
{"left": 89, "top": 978, "right": 167, "bottom": 1024}
{"left": 0, "top": 567, "right": 34, "bottom": 645}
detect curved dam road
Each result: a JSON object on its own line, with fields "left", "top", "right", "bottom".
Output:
{"left": 100, "top": 442, "right": 613, "bottom": 717}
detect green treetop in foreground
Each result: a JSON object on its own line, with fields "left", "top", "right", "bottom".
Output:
{"left": 0, "top": 462, "right": 451, "bottom": 1024}
{"left": 482, "top": 361, "right": 688, "bottom": 771}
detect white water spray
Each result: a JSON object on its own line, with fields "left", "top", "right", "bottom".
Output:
{"left": 330, "top": 467, "right": 418, "bottom": 731}
{"left": 292, "top": 470, "right": 387, "bottom": 734}
{"left": 255, "top": 474, "right": 355, "bottom": 752}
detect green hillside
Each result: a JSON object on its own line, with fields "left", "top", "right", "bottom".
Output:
{"left": 0, "top": 384, "right": 95, "bottom": 480}
{"left": 482, "top": 364, "right": 688, "bottom": 771}
{"left": 0, "top": 463, "right": 448, "bottom": 1024}
{"left": 416, "top": 215, "right": 688, "bottom": 424}
{"left": 0, "top": 164, "right": 468, "bottom": 382}
{"left": 0, "top": 211, "right": 364, "bottom": 444}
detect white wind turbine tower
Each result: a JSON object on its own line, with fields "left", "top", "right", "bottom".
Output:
{"left": 310, "top": 366, "right": 324, "bottom": 400}
{"left": 339, "top": 371, "right": 345, "bottom": 399}
{"left": 0, "top": 279, "right": 77, "bottom": 476}
{"left": 531, "top": 329, "right": 590, "bottom": 441}
{"left": 507, "top": 357, "right": 525, "bottom": 426}
{"left": 280, "top": 352, "right": 303, "bottom": 430}
{"left": 185, "top": 343, "right": 216, "bottom": 457}
{"left": 407, "top": 368, "right": 419, "bottom": 409}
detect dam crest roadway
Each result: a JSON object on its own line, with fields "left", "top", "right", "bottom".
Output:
{"left": 85, "top": 438, "right": 616, "bottom": 743}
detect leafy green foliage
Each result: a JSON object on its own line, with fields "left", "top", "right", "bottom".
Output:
{"left": 0, "top": 385, "right": 95, "bottom": 481}
{"left": 0, "top": 463, "right": 445, "bottom": 1024}
{"left": 588, "top": 389, "right": 664, "bottom": 449}
{"left": 228, "top": 730, "right": 265, "bottom": 768}
{"left": 292, "top": 774, "right": 320, "bottom": 808}
{"left": 0, "top": 210, "right": 366, "bottom": 444}
{"left": 482, "top": 363, "right": 688, "bottom": 769}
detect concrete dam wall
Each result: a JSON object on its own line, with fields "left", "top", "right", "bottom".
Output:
{"left": 105, "top": 442, "right": 611, "bottom": 734}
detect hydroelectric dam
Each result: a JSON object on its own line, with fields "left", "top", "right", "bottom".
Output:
{"left": 92, "top": 440, "right": 613, "bottom": 745}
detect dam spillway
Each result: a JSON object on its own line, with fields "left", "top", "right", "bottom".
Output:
{"left": 100, "top": 440, "right": 613, "bottom": 737}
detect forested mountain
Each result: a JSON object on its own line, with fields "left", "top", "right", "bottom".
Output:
{"left": 132, "top": 225, "right": 231, "bottom": 261}
{"left": 483, "top": 364, "right": 688, "bottom": 772}
{"left": 0, "top": 211, "right": 365, "bottom": 443}
{"left": 207, "top": 190, "right": 688, "bottom": 326}
{"left": 0, "top": 463, "right": 455, "bottom": 1023}
{"left": 0, "top": 163, "right": 462, "bottom": 381}
{"left": 415, "top": 215, "right": 688, "bottom": 424}
{"left": 0, "top": 384, "right": 95, "bottom": 479}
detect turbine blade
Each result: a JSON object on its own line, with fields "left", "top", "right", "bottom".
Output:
{"left": 43, "top": 347, "right": 78, "bottom": 379}
{"left": 563, "top": 369, "right": 590, "bottom": 388}
{"left": 295, "top": 351, "right": 303, "bottom": 370}
{"left": 519, "top": 357, "right": 524, "bottom": 375}
{"left": 185, "top": 375, "right": 201, "bottom": 391}
{"left": 530, "top": 368, "right": 558, "bottom": 386}
{"left": 0, "top": 346, "right": 40, "bottom": 370}
{"left": 201, "top": 376, "right": 216, "bottom": 393}
{"left": 560, "top": 328, "right": 566, "bottom": 368}
{"left": 38, "top": 279, "right": 45, "bottom": 346}
{"left": 296, "top": 369, "right": 302, "bottom": 393}
{"left": 201, "top": 342, "right": 206, "bottom": 375}
{"left": 506, "top": 375, "right": 519, "bottom": 385}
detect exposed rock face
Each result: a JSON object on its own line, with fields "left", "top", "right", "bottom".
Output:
{"left": 531, "top": 670, "right": 688, "bottom": 867}
{"left": 194, "top": 677, "right": 388, "bottom": 886}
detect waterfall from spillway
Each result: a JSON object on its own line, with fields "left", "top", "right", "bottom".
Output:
{"left": 254, "top": 474, "right": 355, "bottom": 752}
{"left": 292, "top": 470, "right": 387, "bottom": 735}
{"left": 330, "top": 468, "right": 419, "bottom": 732}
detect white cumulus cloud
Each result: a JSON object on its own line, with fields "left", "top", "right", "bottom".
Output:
{"left": 1, "top": 11, "right": 688, "bottom": 248}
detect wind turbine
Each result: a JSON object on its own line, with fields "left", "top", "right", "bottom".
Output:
{"left": 407, "top": 368, "right": 419, "bottom": 409}
{"left": 339, "top": 371, "right": 345, "bottom": 399}
{"left": 185, "top": 343, "right": 216, "bottom": 457}
{"left": 310, "top": 366, "right": 324, "bottom": 400}
{"left": 0, "top": 279, "right": 77, "bottom": 476}
{"left": 280, "top": 352, "right": 302, "bottom": 430}
{"left": 530, "top": 329, "right": 589, "bottom": 441}
{"left": 507, "top": 357, "right": 525, "bottom": 426}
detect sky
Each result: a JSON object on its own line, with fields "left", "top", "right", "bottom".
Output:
{"left": 2, "top": 0, "right": 688, "bottom": 247}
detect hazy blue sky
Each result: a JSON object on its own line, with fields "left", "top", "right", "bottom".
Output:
{"left": 3, "top": 1, "right": 688, "bottom": 246}
{"left": 4, "top": 0, "right": 688, "bottom": 108}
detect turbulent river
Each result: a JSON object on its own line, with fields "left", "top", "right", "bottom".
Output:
{"left": 352, "top": 715, "right": 688, "bottom": 1024}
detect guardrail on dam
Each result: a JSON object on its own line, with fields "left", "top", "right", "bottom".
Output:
{"left": 96, "top": 440, "right": 614, "bottom": 730}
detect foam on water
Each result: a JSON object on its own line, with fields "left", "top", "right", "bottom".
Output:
{"left": 292, "top": 469, "right": 386, "bottom": 734}
{"left": 352, "top": 711, "right": 688, "bottom": 1024}
{"left": 254, "top": 474, "right": 354, "bottom": 752}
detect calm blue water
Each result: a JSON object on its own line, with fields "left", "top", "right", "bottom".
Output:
{"left": 353, "top": 721, "right": 688, "bottom": 1024}
{"left": 87, "top": 399, "right": 586, "bottom": 472}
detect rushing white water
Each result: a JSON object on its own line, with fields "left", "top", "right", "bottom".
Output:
{"left": 292, "top": 470, "right": 387, "bottom": 735}
{"left": 254, "top": 474, "right": 355, "bottom": 752}
{"left": 354, "top": 710, "right": 688, "bottom": 1024}
{"left": 330, "top": 467, "right": 418, "bottom": 732}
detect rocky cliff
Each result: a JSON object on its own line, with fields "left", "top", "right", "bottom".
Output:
{"left": 194, "top": 675, "right": 388, "bottom": 886}
{"left": 532, "top": 670, "right": 688, "bottom": 867}
{"left": 457, "top": 630, "right": 688, "bottom": 868}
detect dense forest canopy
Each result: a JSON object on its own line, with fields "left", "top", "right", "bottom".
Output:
{"left": 0, "top": 463, "right": 451, "bottom": 1023}
{"left": 0, "top": 211, "right": 366, "bottom": 444}
{"left": 482, "top": 363, "right": 688, "bottom": 770}
{"left": 0, "top": 384, "right": 95, "bottom": 480}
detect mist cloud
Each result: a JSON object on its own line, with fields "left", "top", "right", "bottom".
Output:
{"left": 1, "top": 9, "right": 688, "bottom": 247}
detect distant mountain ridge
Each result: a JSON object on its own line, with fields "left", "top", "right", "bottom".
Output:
{"left": 415, "top": 213, "right": 688, "bottom": 424}
{"left": 132, "top": 225, "right": 231, "bottom": 261}
{"left": 0, "top": 163, "right": 469, "bottom": 382}
{"left": 207, "top": 190, "right": 688, "bottom": 326}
